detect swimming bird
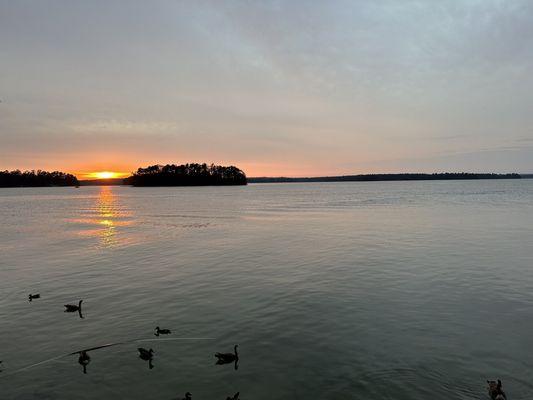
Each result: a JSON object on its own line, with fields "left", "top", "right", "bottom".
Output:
{"left": 138, "top": 348, "right": 154, "bottom": 360}
{"left": 78, "top": 351, "right": 90, "bottom": 363}
{"left": 138, "top": 348, "right": 154, "bottom": 369}
{"left": 155, "top": 326, "right": 171, "bottom": 336}
{"left": 64, "top": 300, "right": 82, "bottom": 312}
{"left": 215, "top": 345, "right": 239, "bottom": 364}
{"left": 78, "top": 351, "right": 91, "bottom": 374}
{"left": 28, "top": 294, "right": 40, "bottom": 301}
{"left": 487, "top": 379, "right": 507, "bottom": 400}
{"left": 181, "top": 392, "right": 192, "bottom": 400}
{"left": 226, "top": 392, "right": 239, "bottom": 400}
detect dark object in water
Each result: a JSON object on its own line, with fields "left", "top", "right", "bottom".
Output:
{"left": 138, "top": 348, "right": 154, "bottom": 369}
{"left": 215, "top": 345, "right": 239, "bottom": 370}
{"left": 28, "top": 294, "right": 40, "bottom": 301}
{"left": 78, "top": 351, "right": 90, "bottom": 374}
{"left": 64, "top": 300, "right": 84, "bottom": 318}
{"left": 181, "top": 392, "right": 192, "bottom": 400}
{"left": 487, "top": 379, "right": 507, "bottom": 400}
{"left": 138, "top": 348, "right": 154, "bottom": 360}
{"left": 226, "top": 392, "right": 239, "bottom": 400}
{"left": 215, "top": 345, "right": 238, "bottom": 363}
{"left": 155, "top": 326, "right": 171, "bottom": 336}
{"left": 64, "top": 300, "right": 83, "bottom": 312}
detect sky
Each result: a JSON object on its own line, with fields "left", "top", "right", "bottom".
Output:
{"left": 1, "top": 0, "right": 532, "bottom": 178}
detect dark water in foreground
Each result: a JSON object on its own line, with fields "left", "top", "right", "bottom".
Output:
{"left": 1, "top": 181, "right": 532, "bottom": 399}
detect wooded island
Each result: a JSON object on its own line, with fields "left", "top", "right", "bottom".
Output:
{"left": 123, "top": 163, "right": 248, "bottom": 186}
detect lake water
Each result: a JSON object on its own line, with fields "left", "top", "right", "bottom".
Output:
{"left": 1, "top": 181, "right": 532, "bottom": 399}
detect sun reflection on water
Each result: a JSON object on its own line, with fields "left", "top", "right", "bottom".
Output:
{"left": 71, "top": 186, "right": 134, "bottom": 248}
{"left": 96, "top": 186, "right": 118, "bottom": 247}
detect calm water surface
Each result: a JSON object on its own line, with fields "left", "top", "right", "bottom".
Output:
{"left": 1, "top": 181, "right": 532, "bottom": 399}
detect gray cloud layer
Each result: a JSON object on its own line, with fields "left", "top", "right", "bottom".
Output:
{"left": 1, "top": 0, "right": 532, "bottom": 175}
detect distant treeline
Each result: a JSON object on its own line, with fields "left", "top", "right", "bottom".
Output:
{"left": 124, "top": 163, "right": 247, "bottom": 186}
{"left": 249, "top": 173, "right": 522, "bottom": 183}
{"left": 0, "top": 170, "right": 79, "bottom": 187}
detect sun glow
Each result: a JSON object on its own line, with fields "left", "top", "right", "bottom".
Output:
{"left": 88, "top": 171, "right": 123, "bottom": 179}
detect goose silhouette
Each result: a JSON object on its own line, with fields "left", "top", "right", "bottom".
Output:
{"left": 28, "top": 294, "right": 40, "bottom": 301}
{"left": 64, "top": 300, "right": 82, "bottom": 312}
{"left": 78, "top": 351, "right": 90, "bottom": 374}
{"left": 215, "top": 345, "right": 238, "bottom": 363}
{"left": 215, "top": 345, "right": 239, "bottom": 369}
{"left": 155, "top": 326, "right": 171, "bottom": 336}
{"left": 138, "top": 348, "right": 154, "bottom": 369}
{"left": 138, "top": 348, "right": 154, "bottom": 360}
{"left": 487, "top": 379, "right": 507, "bottom": 400}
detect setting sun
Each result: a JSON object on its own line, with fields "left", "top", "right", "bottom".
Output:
{"left": 88, "top": 171, "right": 124, "bottom": 180}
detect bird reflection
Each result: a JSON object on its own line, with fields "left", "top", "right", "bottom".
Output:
{"left": 78, "top": 351, "right": 91, "bottom": 374}
{"left": 226, "top": 392, "right": 239, "bottom": 400}
{"left": 138, "top": 348, "right": 154, "bottom": 369}
{"left": 215, "top": 345, "right": 239, "bottom": 370}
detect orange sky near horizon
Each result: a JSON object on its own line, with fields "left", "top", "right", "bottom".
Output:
{"left": 20, "top": 151, "right": 376, "bottom": 179}
{"left": 5, "top": 157, "right": 332, "bottom": 179}
{"left": 65, "top": 161, "right": 353, "bottom": 180}
{"left": 8, "top": 155, "right": 529, "bottom": 180}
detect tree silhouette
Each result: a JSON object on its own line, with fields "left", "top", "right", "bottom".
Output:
{"left": 124, "top": 163, "right": 247, "bottom": 186}
{"left": 0, "top": 170, "right": 79, "bottom": 187}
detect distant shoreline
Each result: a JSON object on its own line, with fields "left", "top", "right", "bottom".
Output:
{"left": 2, "top": 171, "right": 530, "bottom": 188}
{"left": 248, "top": 173, "right": 523, "bottom": 184}
{"left": 79, "top": 172, "right": 526, "bottom": 186}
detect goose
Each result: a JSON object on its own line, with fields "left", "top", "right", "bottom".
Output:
{"left": 155, "top": 326, "right": 171, "bottom": 336}
{"left": 78, "top": 351, "right": 90, "bottom": 374}
{"left": 64, "top": 300, "right": 83, "bottom": 312}
{"left": 28, "top": 294, "right": 40, "bottom": 301}
{"left": 226, "top": 392, "right": 239, "bottom": 400}
{"left": 487, "top": 379, "right": 507, "bottom": 400}
{"left": 138, "top": 348, "right": 154, "bottom": 360}
{"left": 78, "top": 351, "right": 91, "bottom": 363}
{"left": 215, "top": 345, "right": 238, "bottom": 364}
